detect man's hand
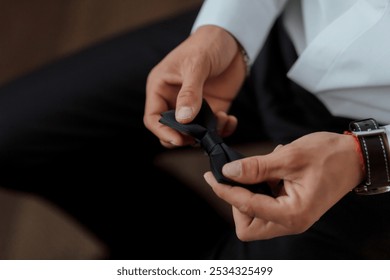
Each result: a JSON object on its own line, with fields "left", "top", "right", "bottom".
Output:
{"left": 144, "top": 25, "right": 246, "bottom": 148}
{"left": 204, "top": 132, "right": 365, "bottom": 240}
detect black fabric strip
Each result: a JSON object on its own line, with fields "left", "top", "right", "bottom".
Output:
{"left": 159, "top": 99, "right": 272, "bottom": 195}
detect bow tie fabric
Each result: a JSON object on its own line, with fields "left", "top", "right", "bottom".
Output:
{"left": 159, "top": 99, "right": 272, "bottom": 195}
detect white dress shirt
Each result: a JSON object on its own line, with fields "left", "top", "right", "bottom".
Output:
{"left": 192, "top": 0, "right": 390, "bottom": 137}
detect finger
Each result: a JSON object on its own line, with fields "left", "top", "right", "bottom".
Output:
{"left": 160, "top": 137, "right": 196, "bottom": 149}
{"left": 175, "top": 58, "right": 210, "bottom": 123}
{"left": 267, "top": 144, "right": 284, "bottom": 191}
{"left": 144, "top": 79, "right": 181, "bottom": 143}
{"left": 204, "top": 171, "right": 287, "bottom": 223}
{"left": 205, "top": 172, "right": 311, "bottom": 237}
{"left": 144, "top": 113, "right": 196, "bottom": 147}
{"left": 221, "top": 152, "right": 286, "bottom": 185}
{"left": 231, "top": 208, "right": 292, "bottom": 240}
{"left": 215, "top": 111, "right": 237, "bottom": 137}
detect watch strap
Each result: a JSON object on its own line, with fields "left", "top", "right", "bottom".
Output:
{"left": 349, "top": 118, "right": 390, "bottom": 194}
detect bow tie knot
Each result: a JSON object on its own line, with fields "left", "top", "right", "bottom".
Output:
{"left": 200, "top": 129, "right": 222, "bottom": 154}
{"left": 159, "top": 99, "right": 272, "bottom": 195}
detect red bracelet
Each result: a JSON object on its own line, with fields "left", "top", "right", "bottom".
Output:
{"left": 344, "top": 131, "right": 366, "bottom": 177}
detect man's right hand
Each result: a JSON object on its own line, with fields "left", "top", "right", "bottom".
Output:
{"left": 144, "top": 25, "right": 247, "bottom": 148}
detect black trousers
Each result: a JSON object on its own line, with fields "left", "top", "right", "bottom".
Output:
{"left": 0, "top": 8, "right": 389, "bottom": 260}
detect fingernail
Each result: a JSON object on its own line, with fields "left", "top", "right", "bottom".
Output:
{"left": 176, "top": 106, "right": 193, "bottom": 121}
{"left": 223, "top": 161, "right": 242, "bottom": 177}
{"left": 169, "top": 140, "right": 179, "bottom": 146}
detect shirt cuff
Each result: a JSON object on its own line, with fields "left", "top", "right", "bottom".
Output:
{"left": 191, "top": 0, "right": 287, "bottom": 65}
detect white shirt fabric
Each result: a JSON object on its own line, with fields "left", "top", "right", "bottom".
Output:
{"left": 192, "top": 0, "right": 390, "bottom": 140}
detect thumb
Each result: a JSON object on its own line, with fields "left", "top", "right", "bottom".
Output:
{"left": 175, "top": 59, "right": 210, "bottom": 124}
{"left": 222, "top": 155, "right": 284, "bottom": 185}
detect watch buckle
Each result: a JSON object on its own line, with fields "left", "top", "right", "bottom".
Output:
{"left": 354, "top": 184, "right": 390, "bottom": 195}
{"left": 352, "top": 128, "right": 386, "bottom": 137}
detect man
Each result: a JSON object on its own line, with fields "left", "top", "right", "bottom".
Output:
{"left": 1, "top": 0, "right": 389, "bottom": 259}
{"left": 144, "top": 0, "right": 390, "bottom": 258}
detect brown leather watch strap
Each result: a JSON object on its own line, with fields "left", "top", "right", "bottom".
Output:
{"left": 349, "top": 118, "right": 390, "bottom": 194}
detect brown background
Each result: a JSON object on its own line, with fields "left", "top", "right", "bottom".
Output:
{"left": 0, "top": 0, "right": 202, "bottom": 86}
{"left": 0, "top": 0, "right": 202, "bottom": 259}
{"left": 0, "top": 0, "right": 275, "bottom": 260}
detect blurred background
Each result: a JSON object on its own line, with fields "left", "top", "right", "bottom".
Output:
{"left": 0, "top": 0, "right": 202, "bottom": 86}
{"left": 0, "top": 0, "right": 202, "bottom": 259}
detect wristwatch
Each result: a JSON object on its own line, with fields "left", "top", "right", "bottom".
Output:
{"left": 349, "top": 118, "right": 390, "bottom": 195}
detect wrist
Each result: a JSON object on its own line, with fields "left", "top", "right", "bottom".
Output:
{"left": 343, "top": 131, "right": 366, "bottom": 183}
{"left": 192, "top": 25, "right": 238, "bottom": 57}
{"left": 236, "top": 42, "right": 250, "bottom": 77}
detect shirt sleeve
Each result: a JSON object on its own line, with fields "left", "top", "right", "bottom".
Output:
{"left": 191, "top": 0, "right": 288, "bottom": 65}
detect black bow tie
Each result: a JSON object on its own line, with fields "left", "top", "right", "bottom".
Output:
{"left": 159, "top": 99, "right": 272, "bottom": 195}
